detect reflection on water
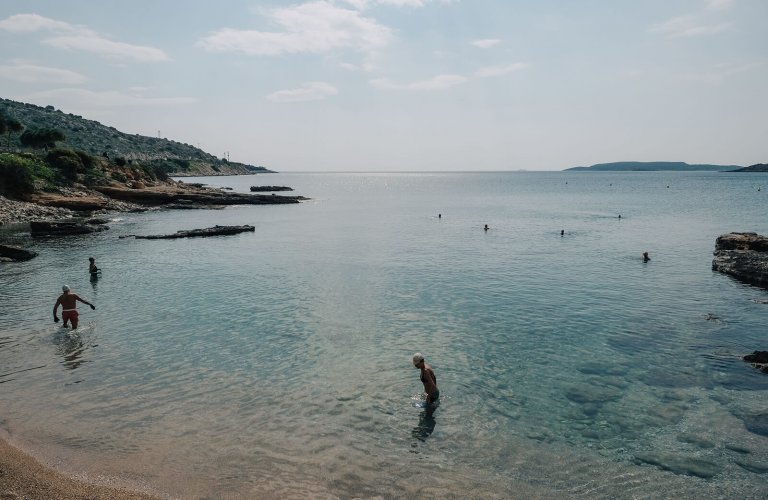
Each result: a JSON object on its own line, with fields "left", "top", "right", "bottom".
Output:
{"left": 53, "top": 328, "right": 91, "bottom": 370}
{"left": 411, "top": 405, "right": 437, "bottom": 444}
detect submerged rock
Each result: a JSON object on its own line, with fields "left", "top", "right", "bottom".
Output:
{"left": 712, "top": 232, "right": 768, "bottom": 289}
{"left": 743, "top": 351, "right": 768, "bottom": 374}
{"left": 134, "top": 225, "right": 255, "bottom": 240}
{"left": 0, "top": 244, "right": 38, "bottom": 261}
{"left": 741, "top": 412, "right": 768, "bottom": 437}
{"left": 633, "top": 452, "right": 721, "bottom": 478}
{"left": 734, "top": 459, "right": 768, "bottom": 474}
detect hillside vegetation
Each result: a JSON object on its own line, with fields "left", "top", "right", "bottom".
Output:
{"left": 0, "top": 97, "right": 271, "bottom": 178}
{"left": 0, "top": 98, "right": 276, "bottom": 201}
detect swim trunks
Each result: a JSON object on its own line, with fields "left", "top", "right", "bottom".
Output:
{"left": 62, "top": 309, "right": 79, "bottom": 328}
{"left": 429, "top": 390, "right": 440, "bottom": 402}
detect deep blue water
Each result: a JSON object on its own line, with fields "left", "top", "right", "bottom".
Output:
{"left": 1, "top": 171, "right": 767, "bottom": 498}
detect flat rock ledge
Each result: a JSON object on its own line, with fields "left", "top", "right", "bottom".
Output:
{"left": 95, "top": 185, "right": 304, "bottom": 206}
{"left": 30, "top": 219, "right": 109, "bottom": 237}
{"left": 712, "top": 232, "right": 768, "bottom": 289}
{"left": 132, "top": 225, "right": 255, "bottom": 240}
{"left": 250, "top": 185, "right": 294, "bottom": 192}
{"left": 0, "top": 244, "right": 38, "bottom": 262}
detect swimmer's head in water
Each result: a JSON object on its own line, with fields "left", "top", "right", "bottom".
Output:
{"left": 89, "top": 257, "right": 94, "bottom": 262}
{"left": 412, "top": 353, "right": 424, "bottom": 366}
{"left": 62, "top": 285, "right": 70, "bottom": 292}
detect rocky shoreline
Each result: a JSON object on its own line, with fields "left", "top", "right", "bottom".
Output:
{"left": 712, "top": 232, "right": 768, "bottom": 289}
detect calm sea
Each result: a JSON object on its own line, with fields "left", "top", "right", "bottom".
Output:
{"left": 1, "top": 171, "right": 767, "bottom": 499}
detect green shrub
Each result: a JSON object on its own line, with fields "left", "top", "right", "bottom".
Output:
{"left": 110, "top": 170, "right": 127, "bottom": 182}
{"left": 75, "top": 150, "right": 94, "bottom": 169}
{"left": 83, "top": 168, "right": 109, "bottom": 186}
{"left": 0, "top": 153, "right": 38, "bottom": 195}
{"left": 47, "top": 148, "right": 84, "bottom": 180}
{"left": 0, "top": 153, "right": 58, "bottom": 196}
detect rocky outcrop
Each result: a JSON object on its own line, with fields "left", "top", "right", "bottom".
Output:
{"left": 250, "top": 186, "right": 294, "bottom": 192}
{"left": 95, "top": 185, "right": 304, "bottom": 206}
{"left": 743, "top": 351, "right": 768, "bottom": 374}
{"left": 0, "top": 244, "right": 38, "bottom": 261}
{"left": 712, "top": 233, "right": 768, "bottom": 289}
{"left": 30, "top": 219, "right": 109, "bottom": 237}
{"left": 27, "top": 192, "right": 109, "bottom": 211}
{"left": 133, "top": 225, "right": 255, "bottom": 239}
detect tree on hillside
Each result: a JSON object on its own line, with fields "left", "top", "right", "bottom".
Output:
{"left": 0, "top": 111, "right": 24, "bottom": 151}
{"left": 20, "top": 127, "right": 65, "bottom": 150}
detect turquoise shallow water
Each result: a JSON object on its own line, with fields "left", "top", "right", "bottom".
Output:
{"left": 1, "top": 171, "right": 767, "bottom": 498}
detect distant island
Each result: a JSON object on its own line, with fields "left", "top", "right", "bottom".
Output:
{"left": 565, "top": 161, "right": 742, "bottom": 172}
{"left": 731, "top": 163, "right": 768, "bottom": 173}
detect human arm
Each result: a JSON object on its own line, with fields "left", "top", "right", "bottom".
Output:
{"left": 75, "top": 295, "right": 96, "bottom": 310}
{"left": 53, "top": 297, "right": 61, "bottom": 322}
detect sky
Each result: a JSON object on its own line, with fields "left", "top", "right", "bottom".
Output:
{"left": 0, "top": 0, "right": 766, "bottom": 171}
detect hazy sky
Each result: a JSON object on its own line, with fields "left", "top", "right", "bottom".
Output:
{"left": 0, "top": 0, "right": 766, "bottom": 171}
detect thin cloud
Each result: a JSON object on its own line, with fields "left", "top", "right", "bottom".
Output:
{"left": 266, "top": 82, "right": 338, "bottom": 102}
{"left": 20, "top": 88, "right": 197, "bottom": 107}
{"left": 677, "top": 61, "right": 763, "bottom": 84}
{"left": 197, "top": 2, "right": 392, "bottom": 56}
{"left": 651, "top": 15, "right": 730, "bottom": 37}
{"left": 376, "top": 0, "right": 455, "bottom": 6}
{"left": 370, "top": 74, "right": 468, "bottom": 91}
{"left": 0, "top": 13, "right": 74, "bottom": 33}
{"left": 651, "top": 0, "right": 734, "bottom": 39}
{"left": 474, "top": 62, "right": 528, "bottom": 78}
{"left": 471, "top": 39, "right": 501, "bottom": 49}
{"left": 705, "top": 0, "right": 735, "bottom": 11}
{"left": 0, "top": 62, "right": 86, "bottom": 84}
{"left": 0, "top": 13, "right": 169, "bottom": 62}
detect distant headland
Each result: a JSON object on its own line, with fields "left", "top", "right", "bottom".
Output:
{"left": 0, "top": 97, "right": 303, "bottom": 226}
{"left": 0, "top": 97, "right": 272, "bottom": 177}
{"left": 565, "top": 161, "right": 743, "bottom": 172}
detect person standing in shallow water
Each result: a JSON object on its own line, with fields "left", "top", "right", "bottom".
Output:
{"left": 413, "top": 353, "right": 439, "bottom": 404}
{"left": 53, "top": 285, "right": 95, "bottom": 329}
{"left": 88, "top": 257, "right": 100, "bottom": 275}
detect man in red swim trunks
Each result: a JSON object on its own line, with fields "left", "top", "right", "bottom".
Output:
{"left": 53, "top": 285, "right": 95, "bottom": 329}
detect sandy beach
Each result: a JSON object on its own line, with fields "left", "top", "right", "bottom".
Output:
{"left": 0, "top": 435, "right": 159, "bottom": 500}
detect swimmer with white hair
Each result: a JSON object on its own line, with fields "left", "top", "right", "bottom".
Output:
{"left": 412, "top": 353, "right": 439, "bottom": 404}
{"left": 53, "top": 285, "right": 95, "bottom": 329}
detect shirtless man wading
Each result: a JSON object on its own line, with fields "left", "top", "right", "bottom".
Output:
{"left": 53, "top": 285, "right": 95, "bottom": 329}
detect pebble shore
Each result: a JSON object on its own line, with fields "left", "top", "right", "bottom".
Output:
{"left": 0, "top": 432, "right": 159, "bottom": 500}
{"left": 0, "top": 195, "right": 76, "bottom": 225}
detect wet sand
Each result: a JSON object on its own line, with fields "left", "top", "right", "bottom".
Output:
{"left": 0, "top": 436, "right": 159, "bottom": 500}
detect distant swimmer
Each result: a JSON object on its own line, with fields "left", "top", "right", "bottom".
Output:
{"left": 561, "top": 229, "right": 565, "bottom": 236}
{"left": 88, "top": 257, "right": 100, "bottom": 275}
{"left": 413, "top": 353, "right": 439, "bottom": 405}
{"left": 642, "top": 251, "right": 651, "bottom": 263}
{"left": 438, "top": 213, "right": 441, "bottom": 219}
{"left": 484, "top": 224, "right": 489, "bottom": 231}
{"left": 618, "top": 214, "right": 622, "bottom": 219}
{"left": 53, "top": 285, "right": 95, "bottom": 329}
